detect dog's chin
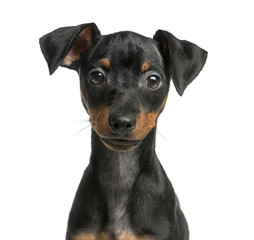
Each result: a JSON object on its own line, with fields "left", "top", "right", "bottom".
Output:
{"left": 100, "top": 138, "right": 142, "bottom": 152}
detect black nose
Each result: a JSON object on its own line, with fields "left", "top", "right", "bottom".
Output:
{"left": 109, "top": 114, "right": 136, "bottom": 137}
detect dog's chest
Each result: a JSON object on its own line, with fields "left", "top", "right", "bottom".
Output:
{"left": 100, "top": 153, "right": 139, "bottom": 234}
{"left": 106, "top": 187, "right": 130, "bottom": 234}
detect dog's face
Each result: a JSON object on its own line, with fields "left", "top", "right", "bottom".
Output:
{"left": 40, "top": 23, "right": 207, "bottom": 151}
{"left": 79, "top": 32, "right": 169, "bottom": 151}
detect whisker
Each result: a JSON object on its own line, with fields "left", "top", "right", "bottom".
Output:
{"left": 156, "top": 128, "right": 169, "bottom": 143}
{"left": 66, "top": 118, "right": 92, "bottom": 136}
{"left": 67, "top": 118, "right": 90, "bottom": 127}
{"left": 76, "top": 125, "right": 91, "bottom": 136}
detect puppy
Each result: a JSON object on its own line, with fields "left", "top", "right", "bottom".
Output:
{"left": 40, "top": 23, "right": 207, "bottom": 240}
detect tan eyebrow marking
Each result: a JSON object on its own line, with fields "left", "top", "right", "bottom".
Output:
{"left": 141, "top": 62, "right": 150, "bottom": 72}
{"left": 100, "top": 58, "right": 110, "bottom": 68}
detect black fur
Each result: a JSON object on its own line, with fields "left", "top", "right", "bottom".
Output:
{"left": 40, "top": 23, "right": 207, "bottom": 240}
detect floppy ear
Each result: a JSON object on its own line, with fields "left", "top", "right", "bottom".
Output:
{"left": 153, "top": 30, "right": 207, "bottom": 96}
{"left": 39, "top": 23, "right": 101, "bottom": 75}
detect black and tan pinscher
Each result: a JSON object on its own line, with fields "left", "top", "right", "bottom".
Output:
{"left": 40, "top": 23, "right": 207, "bottom": 240}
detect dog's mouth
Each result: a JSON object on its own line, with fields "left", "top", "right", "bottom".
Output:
{"left": 100, "top": 138, "right": 142, "bottom": 152}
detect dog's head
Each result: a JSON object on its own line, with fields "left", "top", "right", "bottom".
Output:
{"left": 40, "top": 23, "right": 207, "bottom": 151}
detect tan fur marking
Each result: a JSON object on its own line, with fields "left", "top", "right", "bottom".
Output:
{"left": 133, "top": 95, "right": 168, "bottom": 140}
{"left": 88, "top": 105, "right": 111, "bottom": 138}
{"left": 72, "top": 232, "right": 152, "bottom": 240}
{"left": 146, "top": 112, "right": 157, "bottom": 129}
{"left": 73, "top": 233, "right": 96, "bottom": 240}
{"left": 116, "top": 231, "right": 153, "bottom": 240}
{"left": 133, "top": 110, "right": 148, "bottom": 139}
{"left": 132, "top": 109, "right": 156, "bottom": 140}
{"left": 63, "top": 27, "right": 92, "bottom": 66}
{"left": 97, "top": 232, "right": 110, "bottom": 240}
{"left": 73, "top": 232, "right": 110, "bottom": 240}
{"left": 141, "top": 62, "right": 150, "bottom": 72}
{"left": 100, "top": 58, "right": 110, "bottom": 68}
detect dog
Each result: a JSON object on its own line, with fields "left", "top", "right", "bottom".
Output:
{"left": 40, "top": 23, "right": 207, "bottom": 240}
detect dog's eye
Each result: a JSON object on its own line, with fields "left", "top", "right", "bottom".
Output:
{"left": 146, "top": 75, "right": 161, "bottom": 89}
{"left": 89, "top": 71, "right": 105, "bottom": 85}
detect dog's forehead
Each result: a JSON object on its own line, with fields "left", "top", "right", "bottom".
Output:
{"left": 94, "top": 31, "right": 163, "bottom": 66}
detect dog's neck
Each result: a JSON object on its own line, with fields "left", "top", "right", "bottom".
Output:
{"left": 90, "top": 129, "right": 157, "bottom": 185}
{"left": 89, "top": 129, "right": 157, "bottom": 232}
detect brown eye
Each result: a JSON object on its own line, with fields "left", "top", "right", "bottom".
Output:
{"left": 89, "top": 71, "right": 105, "bottom": 85}
{"left": 146, "top": 75, "right": 161, "bottom": 89}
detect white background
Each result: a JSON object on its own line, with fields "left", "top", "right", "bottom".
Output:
{"left": 0, "top": 0, "right": 253, "bottom": 239}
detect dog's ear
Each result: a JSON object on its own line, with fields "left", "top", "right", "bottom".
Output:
{"left": 39, "top": 23, "right": 101, "bottom": 75}
{"left": 153, "top": 30, "right": 207, "bottom": 96}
